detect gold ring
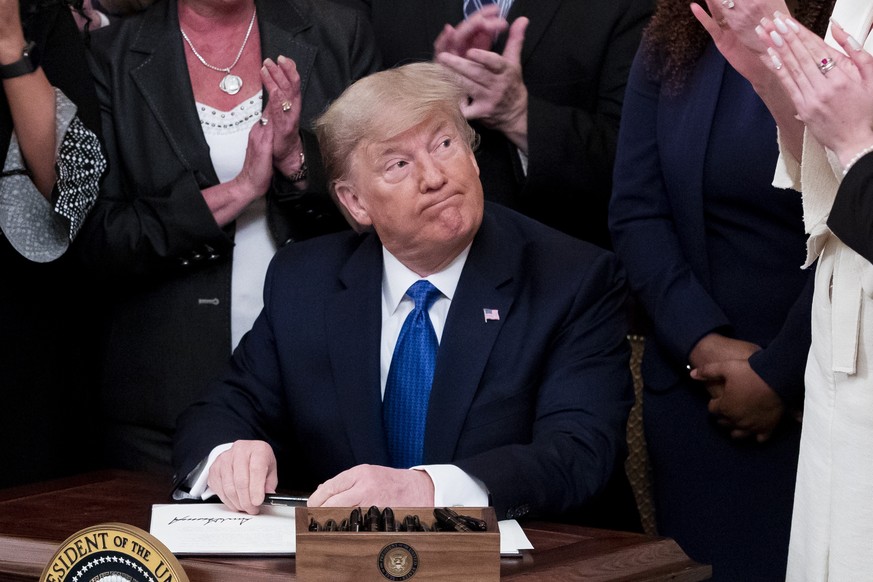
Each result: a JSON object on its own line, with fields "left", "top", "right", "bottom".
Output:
{"left": 281, "top": 100, "right": 292, "bottom": 112}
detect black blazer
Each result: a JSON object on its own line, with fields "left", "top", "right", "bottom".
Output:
{"left": 331, "top": 0, "right": 653, "bottom": 246}
{"left": 174, "top": 204, "right": 635, "bottom": 520}
{"left": 77, "top": 0, "right": 379, "bottom": 473}
{"left": 829, "top": 152, "right": 873, "bottom": 263}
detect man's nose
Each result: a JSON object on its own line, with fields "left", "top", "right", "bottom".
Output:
{"left": 417, "top": 156, "right": 448, "bottom": 192}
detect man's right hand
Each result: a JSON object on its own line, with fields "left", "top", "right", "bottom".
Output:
{"left": 207, "top": 440, "right": 278, "bottom": 515}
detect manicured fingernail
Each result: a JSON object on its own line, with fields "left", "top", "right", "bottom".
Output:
{"left": 278, "top": 55, "right": 287, "bottom": 63}
{"left": 755, "top": 24, "right": 765, "bottom": 37}
{"left": 848, "top": 33, "right": 863, "bottom": 51}
{"left": 773, "top": 17, "right": 789, "bottom": 34}
{"left": 770, "top": 30, "right": 784, "bottom": 47}
{"left": 785, "top": 17, "right": 800, "bottom": 32}
{"left": 768, "top": 47, "right": 783, "bottom": 70}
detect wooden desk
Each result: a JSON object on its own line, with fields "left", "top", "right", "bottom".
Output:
{"left": 0, "top": 471, "right": 710, "bottom": 581}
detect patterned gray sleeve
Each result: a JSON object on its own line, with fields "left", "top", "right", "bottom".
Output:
{"left": 0, "top": 88, "right": 106, "bottom": 262}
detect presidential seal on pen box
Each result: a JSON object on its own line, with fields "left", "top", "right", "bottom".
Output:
{"left": 295, "top": 506, "right": 499, "bottom": 581}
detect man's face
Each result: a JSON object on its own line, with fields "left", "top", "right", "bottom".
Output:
{"left": 335, "top": 114, "right": 484, "bottom": 274}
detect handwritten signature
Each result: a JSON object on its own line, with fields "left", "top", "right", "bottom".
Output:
{"left": 169, "top": 515, "right": 252, "bottom": 526}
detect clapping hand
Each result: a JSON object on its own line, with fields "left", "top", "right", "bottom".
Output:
{"left": 756, "top": 15, "right": 873, "bottom": 169}
{"left": 261, "top": 55, "right": 306, "bottom": 181}
{"left": 436, "top": 16, "right": 529, "bottom": 152}
{"left": 433, "top": 4, "right": 507, "bottom": 56}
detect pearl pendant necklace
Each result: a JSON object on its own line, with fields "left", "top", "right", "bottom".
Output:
{"left": 180, "top": 8, "right": 256, "bottom": 96}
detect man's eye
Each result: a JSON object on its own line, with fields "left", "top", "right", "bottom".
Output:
{"left": 440, "top": 138, "right": 452, "bottom": 149}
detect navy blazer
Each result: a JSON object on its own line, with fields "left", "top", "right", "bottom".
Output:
{"left": 330, "top": 0, "right": 653, "bottom": 246}
{"left": 609, "top": 44, "right": 812, "bottom": 404}
{"left": 174, "top": 204, "right": 634, "bottom": 520}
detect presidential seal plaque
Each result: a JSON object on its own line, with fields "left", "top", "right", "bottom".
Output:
{"left": 40, "top": 523, "right": 188, "bottom": 582}
{"left": 378, "top": 542, "right": 419, "bottom": 580}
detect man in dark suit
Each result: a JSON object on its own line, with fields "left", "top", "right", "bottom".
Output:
{"left": 173, "top": 63, "right": 633, "bottom": 521}
{"left": 328, "top": 0, "right": 653, "bottom": 247}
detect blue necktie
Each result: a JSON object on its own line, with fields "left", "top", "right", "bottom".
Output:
{"left": 383, "top": 280, "right": 442, "bottom": 468}
{"left": 463, "top": 0, "right": 497, "bottom": 19}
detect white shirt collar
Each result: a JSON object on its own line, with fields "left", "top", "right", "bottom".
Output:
{"left": 382, "top": 245, "right": 471, "bottom": 314}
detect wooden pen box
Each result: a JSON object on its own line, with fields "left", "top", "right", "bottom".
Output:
{"left": 295, "top": 507, "right": 499, "bottom": 581}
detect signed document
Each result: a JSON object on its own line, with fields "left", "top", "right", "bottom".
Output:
{"left": 150, "top": 503, "right": 297, "bottom": 555}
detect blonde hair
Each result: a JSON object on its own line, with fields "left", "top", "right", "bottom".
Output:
{"left": 314, "top": 62, "right": 477, "bottom": 190}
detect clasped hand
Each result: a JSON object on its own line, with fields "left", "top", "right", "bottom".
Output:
{"left": 689, "top": 333, "right": 784, "bottom": 442}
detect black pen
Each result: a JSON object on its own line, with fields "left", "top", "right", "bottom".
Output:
{"left": 263, "top": 494, "right": 309, "bottom": 507}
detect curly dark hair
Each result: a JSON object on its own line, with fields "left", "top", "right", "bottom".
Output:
{"left": 644, "top": 0, "right": 835, "bottom": 92}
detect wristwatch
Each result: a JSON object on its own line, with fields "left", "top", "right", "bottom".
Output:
{"left": 0, "top": 41, "right": 38, "bottom": 80}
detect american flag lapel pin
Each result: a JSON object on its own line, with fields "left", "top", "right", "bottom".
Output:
{"left": 483, "top": 308, "right": 500, "bottom": 322}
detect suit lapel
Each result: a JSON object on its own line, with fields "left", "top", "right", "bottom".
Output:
{"left": 129, "top": 0, "right": 217, "bottom": 184}
{"left": 326, "top": 234, "right": 391, "bottom": 466}
{"left": 424, "top": 210, "right": 517, "bottom": 463}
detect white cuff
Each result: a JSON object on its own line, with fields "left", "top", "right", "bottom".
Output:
{"left": 414, "top": 464, "right": 489, "bottom": 507}
{"left": 773, "top": 126, "right": 801, "bottom": 190}
{"left": 174, "top": 443, "right": 233, "bottom": 501}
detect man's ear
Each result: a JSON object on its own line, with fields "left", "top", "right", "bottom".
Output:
{"left": 334, "top": 181, "right": 372, "bottom": 227}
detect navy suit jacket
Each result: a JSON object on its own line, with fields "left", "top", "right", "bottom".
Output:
{"left": 609, "top": 44, "right": 813, "bottom": 404}
{"left": 174, "top": 204, "right": 634, "bottom": 520}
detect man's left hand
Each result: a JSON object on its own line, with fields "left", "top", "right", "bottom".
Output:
{"left": 307, "top": 464, "right": 435, "bottom": 508}
{"left": 436, "top": 17, "right": 530, "bottom": 153}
